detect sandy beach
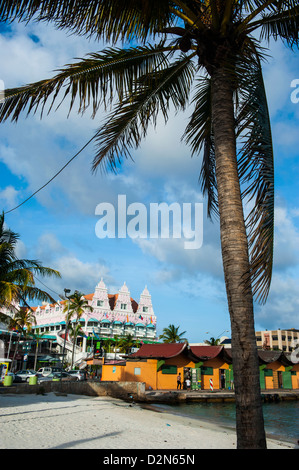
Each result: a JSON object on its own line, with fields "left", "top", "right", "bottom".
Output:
{"left": 0, "top": 392, "right": 296, "bottom": 450}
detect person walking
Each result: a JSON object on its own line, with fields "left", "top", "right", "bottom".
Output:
{"left": 177, "top": 372, "right": 182, "bottom": 390}
{"left": 185, "top": 377, "right": 191, "bottom": 391}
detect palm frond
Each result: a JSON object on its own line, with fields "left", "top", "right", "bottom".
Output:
{"left": 0, "top": 0, "right": 174, "bottom": 42}
{"left": 236, "top": 59, "right": 274, "bottom": 304}
{"left": 257, "top": 6, "right": 299, "bottom": 48}
{"left": 182, "top": 75, "right": 218, "bottom": 218}
{"left": 92, "top": 51, "right": 196, "bottom": 172}
{"left": 0, "top": 43, "right": 173, "bottom": 122}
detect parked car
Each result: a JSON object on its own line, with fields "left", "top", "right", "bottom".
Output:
{"left": 36, "top": 367, "right": 62, "bottom": 376}
{"left": 67, "top": 370, "right": 87, "bottom": 381}
{"left": 15, "top": 370, "right": 37, "bottom": 382}
{"left": 10, "top": 372, "right": 23, "bottom": 383}
{"left": 37, "top": 372, "right": 78, "bottom": 384}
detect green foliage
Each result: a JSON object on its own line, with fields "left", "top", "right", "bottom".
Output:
{"left": 159, "top": 324, "right": 187, "bottom": 343}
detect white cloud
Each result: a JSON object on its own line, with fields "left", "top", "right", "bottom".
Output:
{"left": 255, "top": 274, "right": 299, "bottom": 330}
{"left": 31, "top": 232, "right": 116, "bottom": 300}
{"left": 0, "top": 185, "right": 19, "bottom": 209}
{"left": 273, "top": 205, "right": 299, "bottom": 270}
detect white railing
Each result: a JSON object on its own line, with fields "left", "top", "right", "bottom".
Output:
{"left": 56, "top": 329, "right": 82, "bottom": 354}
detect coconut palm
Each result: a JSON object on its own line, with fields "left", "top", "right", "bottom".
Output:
{"left": 204, "top": 336, "right": 221, "bottom": 346}
{"left": 29, "top": 327, "right": 47, "bottom": 371}
{"left": 119, "top": 334, "right": 141, "bottom": 355}
{"left": 1, "top": 0, "right": 298, "bottom": 448}
{"left": 8, "top": 307, "right": 36, "bottom": 369}
{"left": 63, "top": 291, "right": 93, "bottom": 368}
{"left": 159, "top": 324, "right": 187, "bottom": 343}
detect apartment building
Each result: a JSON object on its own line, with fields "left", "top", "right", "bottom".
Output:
{"left": 255, "top": 328, "right": 299, "bottom": 352}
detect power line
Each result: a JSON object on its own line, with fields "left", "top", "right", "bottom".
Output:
{"left": 4, "top": 132, "right": 97, "bottom": 215}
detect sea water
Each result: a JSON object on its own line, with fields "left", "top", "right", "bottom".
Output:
{"left": 154, "top": 400, "right": 299, "bottom": 444}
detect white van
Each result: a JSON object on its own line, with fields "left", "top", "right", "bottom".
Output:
{"left": 37, "top": 367, "right": 62, "bottom": 376}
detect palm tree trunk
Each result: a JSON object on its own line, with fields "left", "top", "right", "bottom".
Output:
{"left": 211, "top": 67, "right": 266, "bottom": 449}
{"left": 12, "top": 334, "right": 20, "bottom": 371}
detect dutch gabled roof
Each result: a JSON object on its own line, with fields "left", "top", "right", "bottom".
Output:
{"left": 129, "top": 342, "right": 188, "bottom": 359}
{"left": 83, "top": 293, "right": 138, "bottom": 313}
{"left": 190, "top": 345, "right": 224, "bottom": 360}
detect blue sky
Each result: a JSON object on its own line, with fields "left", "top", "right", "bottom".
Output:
{"left": 0, "top": 19, "right": 298, "bottom": 343}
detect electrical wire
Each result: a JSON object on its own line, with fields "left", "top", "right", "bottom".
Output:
{"left": 4, "top": 132, "right": 97, "bottom": 215}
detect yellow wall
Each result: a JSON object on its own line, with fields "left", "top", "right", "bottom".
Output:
{"left": 156, "top": 356, "right": 194, "bottom": 390}
{"left": 291, "top": 364, "right": 299, "bottom": 390}
{"left": 200, "top": 357, "right": 230, "bottom": 390}
{"left": 101, "top": 363, "right": 126, "bottom": 382}
{"left": 102, "top": 356, "right": 299, "bottom": 391}
{"left": 101, "top": 354, "right": 232, "bottom": 390}
{"left": 125, "top": 360, "right": 158, "bottom": 390}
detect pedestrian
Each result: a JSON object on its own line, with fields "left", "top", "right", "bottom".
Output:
{"left": 177, "top": 372, "right": 182, "bottom": 390}
{"left": 185, "top": 378, "right": 191, "bottom": 391}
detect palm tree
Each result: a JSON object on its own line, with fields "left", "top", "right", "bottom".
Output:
{"left": 204, "top": 337, "right": 220, "bottom": 346}
{"left": 29, "top": 327, "right": 47, "bottom": 371}
{"left": 9, "top": 307, "right": 36, "bottom": 369}
{"left": 159, "top": 324, "right": 187, "bottom": 343}
{"left": 0, "top": 212, "right": 61, "bottom": 368}
{"left": 63, "top": 292, "right": 93, "bottom": 368}
{"left": 0, "top": 1, "right": 298, "bottom": 448}
{"left": 119, "top": 334, "right": 141, "bottom": 355}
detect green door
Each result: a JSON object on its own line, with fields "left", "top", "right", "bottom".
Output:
{"left": 225, "top": 367, "right": 234, "bottom": 389}
{"left": 259, "top": 370, "right": 266, "bottom": 390}
{"left": 282, "top": 371, "right": 292, "bottom": 389}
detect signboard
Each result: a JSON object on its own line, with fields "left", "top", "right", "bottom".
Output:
{"left": 0, "top": 362, "right": 8, "bottom": 382}
{"left": 191, "top": 368, "right": 201, "bottom": 390}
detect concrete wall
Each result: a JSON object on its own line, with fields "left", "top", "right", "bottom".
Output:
{"left": 0, "top": 380, "right": 146, "bottom": 402}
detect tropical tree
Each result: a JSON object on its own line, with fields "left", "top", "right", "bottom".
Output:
{"left": 101, "top": 338, "right": 115, "bottom": 355}
{"left": 159, "top": 324, "right": 187, "bottom": 343}
{"left": 63, "top": 291, "right": 93, "bottom": 368}
{"left": 29, "top": 327, "right": 47, "bottom": 371}
{"left": 119, "top": 334, "right": 141, "bottom": 355}
{"left": 8, "top": 307, "right": 36, "bottom": 369}
{"left": 0, "top": 0, "right": 298, "bottom": 448}
{"left": 204, "top": 336, "right": 221, "bottom": 346}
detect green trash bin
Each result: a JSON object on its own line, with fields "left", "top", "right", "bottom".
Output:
{"left": 3, "top": 375, "right": 13, "bottom": 387}
{"left": 29, "top": 376, "right": 37, "bottom": 385}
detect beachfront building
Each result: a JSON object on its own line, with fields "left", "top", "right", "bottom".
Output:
{"left": 2, "top": 279, "right": 157, "bottom": 368}
{"left": 102, "top": 343, "right": 299, "bottom": 391}
{"left": 31, "top": 279, "right": 156, "bottom": 339}
{"left": 255, "top": 328, "right": 299, "bottom": 352}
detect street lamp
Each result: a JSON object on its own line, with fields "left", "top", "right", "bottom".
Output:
{"left": 204, "top": 330, "right": 229, "bottom": 344}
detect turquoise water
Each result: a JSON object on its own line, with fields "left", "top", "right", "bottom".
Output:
{"left": 154, "top": 401, "right": 299, "bottom": 444}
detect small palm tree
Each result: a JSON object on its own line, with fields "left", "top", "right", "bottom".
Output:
{"left": 119, "top": 334, "right": 140, "bottom": 355}
{"left": 9, "top": 307, "right": 36, "bottom": 369}
{"left": 159, "top": 324, "right": 187, "bottom": 343}
{"left": 63, "top": 292, "right": 93, "bottom": 368}
{"left": 204, "top": 337, "right": 220, "bottom": 346}
{"left": 29, "top": 327, "right": 47, "bottom": 371}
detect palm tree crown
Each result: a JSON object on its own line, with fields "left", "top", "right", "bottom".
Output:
{"left": 1, "top": 0, "right": 298, "bottom": 450}
{"left": 1, "top": 1, "right": 297, "bottom": 302}
{"left": 159, "top": 324, "right": 187, "bottom": 343}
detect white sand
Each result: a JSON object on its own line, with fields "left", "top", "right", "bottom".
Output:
{"left": 0, "top": 392, "right": 296, "bottom": 450}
